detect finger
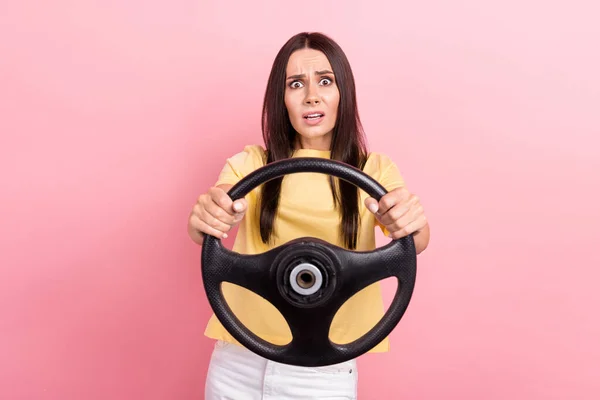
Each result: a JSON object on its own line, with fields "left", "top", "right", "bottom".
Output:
{"left": 377, "top": 195, "right": 396, "bottom": 215}
{"left": 196, "top": 202, "right": 232, "bottom": 233}
{"left": 386, "top": 204, "right": 423, "bottom": 233}
{"left": 378, "top": 192, "right": 420, "bottom": 222}
{"left": 378, "top": 202, "right": 411, "bottom": 226}
{"left": 390, "top": 215, "right": 428, "bottom": 239}
{"left": 190, "top": 214, "right": 229, "bottom": 239}
{"left": 232, "top": 198, "right": 248, "bottom": 214}
{"left": 379, "top": 200, "right": 421, "bottom": 226}
{"left": 201, "top": 202, "right": 237, "bottom": 231}
{"left": 364, "top": 197, "right": 379, "bottom": 214}
{"left": 231, "top": 200, "right": 248, "bottom": 225}
{"left": 378, "top": 188, "right": 410, "bottom": 215}
{"left": 209, "top": 187, "right": 236, "bottom": 216}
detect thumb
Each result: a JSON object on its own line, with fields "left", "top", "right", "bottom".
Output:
{"left": 364, "top": 197, "right": 379, "bottom": 215}
{"left": 232, "top": 198, "right": 247, "bottom": 213}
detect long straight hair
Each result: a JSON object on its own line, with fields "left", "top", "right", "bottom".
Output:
{"left": 259, "top": 32, "right": 369, "bottom": 249}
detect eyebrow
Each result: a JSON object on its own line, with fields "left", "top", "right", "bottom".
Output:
{"left": 286, "top": 70, "right": 334, "bottom": 80}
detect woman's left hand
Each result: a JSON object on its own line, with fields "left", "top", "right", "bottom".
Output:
{"left": 365, "top": 187, "right": 428, "bottom": 239}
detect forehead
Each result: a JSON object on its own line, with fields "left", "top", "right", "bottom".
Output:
{"left": 286, "top": 48, "right": 332, "bottom": 74}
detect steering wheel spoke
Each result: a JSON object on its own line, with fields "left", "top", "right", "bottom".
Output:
{"left": 281, "top": 305, "right": 340, "bottom": 364}
{"left": 201, "top": 239, "right": 284, "bottom": 306}
{"left": 337, "top": 240, "right": 417, "bottom": 299}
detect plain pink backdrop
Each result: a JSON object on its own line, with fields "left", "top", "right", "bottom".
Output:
{"left": 1, "top": 1, "right": 599, "bottom": 399}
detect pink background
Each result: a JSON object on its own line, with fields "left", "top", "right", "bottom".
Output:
{"left": 1, "top": 1, "right": 599, "bottom": 399}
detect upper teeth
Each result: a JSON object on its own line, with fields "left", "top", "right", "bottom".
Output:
{"left": 306, "top": 114, "right": 322, "bottom": 118}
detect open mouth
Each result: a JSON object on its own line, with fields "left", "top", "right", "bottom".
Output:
{"left": 303, "top": 112, "right": 324, "bottom": 120}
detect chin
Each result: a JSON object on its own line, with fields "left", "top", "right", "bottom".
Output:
{"left": 298, "top": 129, "right": 330, "bottom": 139}
{"left": 295, "top": 123, "right": 335, "bottom": 140}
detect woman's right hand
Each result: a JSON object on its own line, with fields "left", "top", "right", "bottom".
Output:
{"left": 188, "top": 184, "right": 247, "bottom": 245}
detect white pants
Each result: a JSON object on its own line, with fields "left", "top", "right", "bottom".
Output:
{"left": 205, "top": 340, "right": 358, "bottom": 399}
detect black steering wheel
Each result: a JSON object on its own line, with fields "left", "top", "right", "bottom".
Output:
{"left": 201, "top": 157, "right": 417, "bottom": 367}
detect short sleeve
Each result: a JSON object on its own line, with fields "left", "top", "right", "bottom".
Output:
{"left": 376, "top": 154, "right": 406, "bottom": 191}
{"left": 215, "top": 145, "right": 266, "bottom": 186}
{"left": 369, "top": 153, "right": 406, "bottom": 236}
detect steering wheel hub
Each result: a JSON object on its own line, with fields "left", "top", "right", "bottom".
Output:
{"left": 274, "top": 240, "right": 338, "bottom": 308}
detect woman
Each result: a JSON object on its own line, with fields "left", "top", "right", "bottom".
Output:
{"left": 188, "top": 32, "right": 430, "bottom": 399}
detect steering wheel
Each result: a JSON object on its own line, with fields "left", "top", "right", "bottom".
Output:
{"left": 201, "top": 157, "right": 417, "bottom": 367}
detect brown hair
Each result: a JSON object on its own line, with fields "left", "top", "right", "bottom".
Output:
{"left": 260, "top": 32, "right": 368, "bottom": 249}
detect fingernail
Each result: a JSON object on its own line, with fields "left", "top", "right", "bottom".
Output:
{"left": 222, "top": 233, "right": 228, "bottom": 239}
{"left": 233, "top": 202, "right": 242, "bottom": 212}
{"left": 368, "top": 204, "right": 378, "bottom": 214}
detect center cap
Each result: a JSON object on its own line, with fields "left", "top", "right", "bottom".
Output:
{"left": 272, "top": 239, "right": 339, "bottom": 308}
{"left": 290, "top": 263, "right": 322, "bottom": 295}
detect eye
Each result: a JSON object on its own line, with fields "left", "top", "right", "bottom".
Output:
{"left": 319, "top": 77, "right": 333, "bottom": 86}
{"left": 289, "top": 80, "right": 304, "bottom": 89}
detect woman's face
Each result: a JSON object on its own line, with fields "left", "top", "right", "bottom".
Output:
{"left": 284, "top": 48, "right": 340, "bottom": 150}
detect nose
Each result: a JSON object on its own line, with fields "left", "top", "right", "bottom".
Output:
{"left": 304, "top": 83, "right": 320, "bottom": 105}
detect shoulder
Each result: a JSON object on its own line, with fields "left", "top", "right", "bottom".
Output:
{"left": 224, "top": 144, "right": 266, "bottom": 173}
{"left": 364, "top": 151, "right": 398, "bottom": 174}
{"left": 363, "top": 151, "right": 405, "bottom": 190}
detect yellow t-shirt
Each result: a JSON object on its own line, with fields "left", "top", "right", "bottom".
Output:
{"left": 203, "top": 145, "right": 405, "bottom": 353}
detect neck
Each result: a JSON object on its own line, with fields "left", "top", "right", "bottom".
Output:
{"left": 295, "top": 133, "right": 332, "bottom": 151}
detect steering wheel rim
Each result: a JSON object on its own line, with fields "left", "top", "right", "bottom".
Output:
{"left": 201, "top": 157, "right": 417, "bottom": 367}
